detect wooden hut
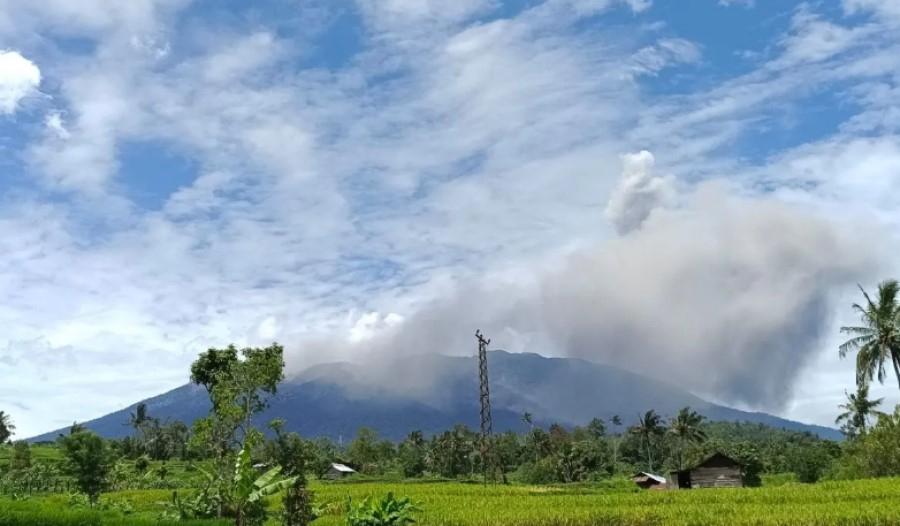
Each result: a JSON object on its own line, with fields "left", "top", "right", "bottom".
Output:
{"left": 324, "top": 462, "right": 357, "bottom": 480}
{"left": 632, "top": 472, "right": 667, "bottom": 490}
{"left": 669, "top": 452, "right": 743, "bottom": 489}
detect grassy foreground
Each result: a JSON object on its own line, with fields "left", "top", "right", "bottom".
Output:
{"left": 5, "top": 478, "right": 900, "bottom": 525}
{"left": 310, "top": 477, "right": 900, "bottom": 526}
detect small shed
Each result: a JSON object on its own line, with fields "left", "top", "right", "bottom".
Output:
{"left": 324, "top": 462, "right": 357, "bottom": 480}
{"left": 632, "top": 472, "right": 667, "bottom": 490}
{"left": 670, "top": 452, "right": 743, "bottom": 489}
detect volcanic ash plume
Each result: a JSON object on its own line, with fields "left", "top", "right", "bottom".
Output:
{"left": 287, "top": 152, "right": 880, "bottom": 410}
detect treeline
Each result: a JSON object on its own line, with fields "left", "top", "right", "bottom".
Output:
{"left": 63, "top": 410, "right": 843, "bottom": 486}
{"left": 4, "top": 410, "right": 888, "bottom": 491}
{"left": 278, "top": 416, "right": 841, "bottom": 485}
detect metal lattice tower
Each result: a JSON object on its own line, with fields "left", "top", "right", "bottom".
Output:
{"left": 476, "top": 329, "right": 494, "bottom": 483}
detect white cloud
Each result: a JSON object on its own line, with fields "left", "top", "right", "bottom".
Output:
{"left": 718, "top": 0, "right": 754, "bottom": 7}
{"left": 629, "top": 38, "right": 701, "bottom": 77}
{"left": 0, "top": 0, "right": 191, "bottom": 37}
{"left": 778, "top": 7, "right": 869, "bottom": 65}
{"left": 44, "top": 112, "right": 70, "bottom": 139}
{"left": 348, "top": 312, "right": 404, "bottom": 343}
{"left": 548, "top": 0, "right": 651, "bottom": 15}
{"left": 843, "top": 0, "right": 900, "bottom": 25}
{"left": 356, "top": 0, "right": 495, "bottom": 31}
{"left": 0, "top": 50, "right": 40, "bottom": 115}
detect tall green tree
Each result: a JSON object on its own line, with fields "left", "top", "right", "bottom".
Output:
{"left": 429, "top": 425, "right": 476, "bottom": 478}
{"left": 521, "top": 412, "right": 534, "bottom": 431}
{"left": 835, "top": 406, "right": 900, "bottom": 478}
{"left": 129, "top": 403, "right": 150, "bottom": 432}
{"left": 59, "top": 430, "right": 114, "bottom": 506}
{"left": 191, "top": 343, "right": 285, "bottom": 452}
{"left": 10, "top": 440, "right": 31, "bottom": 470}
{"left": 190, "top": 343, "right": 285, "bottom": 518}
{"left": 669, "top": 407, "right": 707, "bottom": 469}
{"left": 586, "top": 418, "right": 606, "bottom": 440}
{"left": 190, "top": 346, "right": 240, "bottom": 393}
{"left": 0, "top": 411, "right": 14, "bottom": 443}
{"left": 840, "top": 280, "right": 900, "bottom": 389}
{"left": 836, "top": 383, "right": 884, "bottom": 437}
{"left": 348, "top": 427, "right": 385, "bottom": 473}
{"left": 262, "top": 420, "right": 315, "bottom": 526}
{"left": 309, "top": 437, "right": 340, "bottom": 479}
{"left": 630, "top": 410, "right": 665, "bottom": 472}
{"left": 398, "top": 431, "right": 427, "bottom": 478}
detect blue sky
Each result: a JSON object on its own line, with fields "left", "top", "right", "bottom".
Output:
{"left": 2, "top": 0, "right": 900, "bottom": 437}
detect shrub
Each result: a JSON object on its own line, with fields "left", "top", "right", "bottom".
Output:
{"left": 58, "top": 431, "right": 115, "bottom": 506}
{"left": 10, "top": 442, "right": 31, "bottom": 471}
{"left": 134, "top": 455, "right": 150, "bottom": 473}
{"left": 346, "top": 492, "right": 419, "bottom": 526}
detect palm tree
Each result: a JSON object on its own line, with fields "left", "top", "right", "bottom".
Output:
{"left": 836, "top": 383, "right": 884, "bottom": 437}
{"left": 0, "top": 411, "right": 14, "bottom": 443}
{"left": 669, "top": 407, "right": 707, "bottom": 470}
{"left": 610, "top": 415, "right": 623, "bottom": 472}
{"left": 630, "top": 410, "right": 665, "bottom": 472}
{"left": 406, "top": 430, "right": 425, "bottom": 447}
{"left": 521, "top": 412, "right": 534, "bottom": 431}
{"left": 129, "top": 403, "right": 150, "bottom": 432}
{"left": 839, "top": 280, "right": 900, "bottom": 389}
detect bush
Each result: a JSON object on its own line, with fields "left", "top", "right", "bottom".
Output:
{"left": 58, "top": 431, "right": 115, "bottom": 506}
{"left": 512, "top": 459, "right": 558, "bottom": 485}
{"left": 134, "top": 455, "right": 150, "bottom": 473}
{"left": 10, "top": 442, "right": 31, "bottom": 471}
{"left": 346, "top": 492, "right": 418, "bottom": 526}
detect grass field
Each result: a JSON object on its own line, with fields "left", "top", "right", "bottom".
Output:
{"left": 5, "top": 477, "right": 900, "bottom": 525}
{"left": 310, "top": 477, "right": 900, "bottom": 526}
{"left": 0, "top": 445, "right": 63, "bottom": 464}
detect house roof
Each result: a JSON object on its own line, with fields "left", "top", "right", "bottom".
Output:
{"left": 633, "top": 472, "right": 667, "bottom": 484}
{"left": 330, "top": 463, "right": 356, "bottom": 473}
{"left": 696, "top": 452, "right": 741, "bottom": 468}
{"left": 672, "top": 452, "right": 742, "bottom": 474}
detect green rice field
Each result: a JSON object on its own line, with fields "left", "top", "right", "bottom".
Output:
{"left": 308, "top": 478, "right": 900, "bottom": 525}
{"left": 5, "top": 477, "right": 900, "bottom": 525}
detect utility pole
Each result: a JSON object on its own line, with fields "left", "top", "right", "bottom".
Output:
{"left": 476, "top": 329, "right": 495, "bottom": 483}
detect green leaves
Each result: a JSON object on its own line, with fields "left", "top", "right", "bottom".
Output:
{"left": 58, "top": 430, "right": 115, "bottom": 506}
{"left": 839, "top": 280, "right": 900, "bottom": 389}
{"left": 228, "top": 441, "right": 298, "bottom": 523}
{"left": 346, "top": 492, "right": 419, "bottom": 526}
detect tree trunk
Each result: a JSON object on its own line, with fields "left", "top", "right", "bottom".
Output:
{"left": 612, "top": 438, "right": 618, "bottom": 472}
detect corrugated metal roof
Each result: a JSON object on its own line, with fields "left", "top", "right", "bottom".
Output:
{"left": 330, "top": 463, "right": 356, "bottom": 473}
{"left": 635, "top": 471, "right": 667, "bottom": 484}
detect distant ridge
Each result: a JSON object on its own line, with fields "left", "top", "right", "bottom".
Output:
{"left": 29, "top": 351, "right": 842, "bottom": 442}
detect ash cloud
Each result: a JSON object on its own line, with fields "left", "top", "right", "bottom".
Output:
{"left": 604, "top": 150, "right": 678, "bottom": 235}
{"left": 287, "top": 154, "right": 878, "bottom": 410}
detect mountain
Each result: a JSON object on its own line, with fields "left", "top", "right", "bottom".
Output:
{"left": 29, "top": 351, "right": 842, "bottom": 442}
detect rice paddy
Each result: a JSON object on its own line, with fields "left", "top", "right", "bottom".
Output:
{"left": 5, "top": 477, "right": 900, "bottom": 525}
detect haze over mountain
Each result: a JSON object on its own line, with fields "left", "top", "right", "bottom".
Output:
{"left": 30, "top": 351, "right": 841, "bottom": 442}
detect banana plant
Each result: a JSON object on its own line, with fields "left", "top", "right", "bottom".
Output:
{"left": 346, "top": 492, "right": 419, "bottom": 526}
{"left": 232, "top": 443, "right": 298, "bottom": 526}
